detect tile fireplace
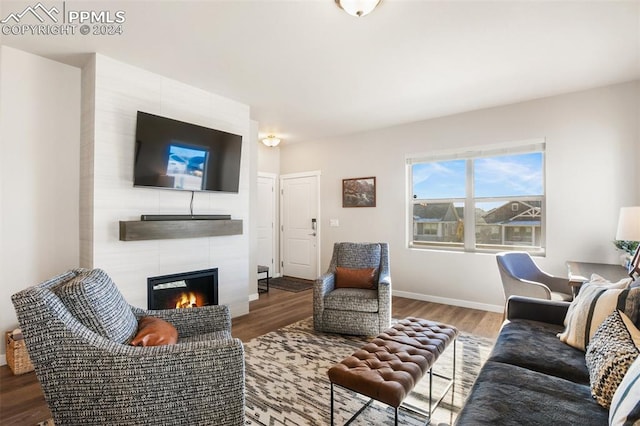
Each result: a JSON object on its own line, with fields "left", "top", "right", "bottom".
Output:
{"left": 147, "top": 268, "right": 218, "bottom": 310}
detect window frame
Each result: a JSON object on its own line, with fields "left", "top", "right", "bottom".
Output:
{"left": 407, "top": 139, "right": 546, "bottom": 255}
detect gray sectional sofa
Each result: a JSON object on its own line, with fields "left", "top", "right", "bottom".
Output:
{"left": 456, "top": 296, "right": 609, "bottom": 425}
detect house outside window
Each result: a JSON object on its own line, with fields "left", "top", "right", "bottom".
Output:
{"left": 407, "top": 140, "right": 545, "bottom": 254}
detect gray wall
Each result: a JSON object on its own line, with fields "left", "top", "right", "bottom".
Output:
{"left": 0, "top": 46, "right": 81, "bottom": 362}
{"left": 280, "top": 81, "right": 640, "bottom": 312}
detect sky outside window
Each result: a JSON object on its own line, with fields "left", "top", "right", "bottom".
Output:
{"left": 412, "top": 159, "right": 465, "bottom": 199}
{"left": 474, "top": 153, "right": 543, "bottom": 197}
{"left": 412, "top": 153, "right": 542, "bottom": 199}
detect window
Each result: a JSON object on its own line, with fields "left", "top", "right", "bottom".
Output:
{"left": 408, "top": 141, "right": 545, "bottom": 253}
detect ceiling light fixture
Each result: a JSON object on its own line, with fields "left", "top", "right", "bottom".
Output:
{"left": 335, "top": 0, "right": 381, "bottom": 17}
{"left": 262, "top": 135, "right": 281, "bottom": 147}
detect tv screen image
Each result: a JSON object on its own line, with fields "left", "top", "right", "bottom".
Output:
{"left": 134, "top": 112, "right": 242, "bottom": 193}
{"left": 166, "top": 144, "right": 208, "bottom": 191}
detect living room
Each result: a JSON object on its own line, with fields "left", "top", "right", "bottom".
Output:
{"left": 0, "top": 0, "right": 639, "bottom": 424}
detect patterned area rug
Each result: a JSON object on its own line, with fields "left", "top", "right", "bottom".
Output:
{"left": 266, "top": 276, "right": 314, "bottom": 293}
{"left": 39, "top": 318, "right": 493, "bottom": 426}
{"left": 244, "top": 317, "right": 494, "bottom": 426}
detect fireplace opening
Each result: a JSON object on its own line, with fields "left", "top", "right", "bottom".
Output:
{"left": 147, "top": 268, "right": 218, "bottom": 310}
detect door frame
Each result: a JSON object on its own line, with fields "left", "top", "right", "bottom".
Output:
{"left": 280, "top": 170, "right": 321, "bottom": 279}
{"left": 257, "top": 172, "right": 279, "bottom": 278}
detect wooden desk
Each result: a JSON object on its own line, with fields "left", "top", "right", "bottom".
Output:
{"left": 566, "top": 261, "right": 629, "bottom": 296}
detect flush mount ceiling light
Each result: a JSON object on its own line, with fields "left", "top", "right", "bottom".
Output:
{"left": 335, "top": 0, "right": 381, "bottom": 17}
{"left": 262, "top": 135, "right": 281, "bottom": 147}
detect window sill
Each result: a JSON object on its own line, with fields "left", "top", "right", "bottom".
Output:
{"left": 408, "top": 243, "right": 545, "bottom": 257}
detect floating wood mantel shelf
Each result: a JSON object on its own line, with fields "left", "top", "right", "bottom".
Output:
{"left": 119, "top": 219, "right": 243, "bottom": 241}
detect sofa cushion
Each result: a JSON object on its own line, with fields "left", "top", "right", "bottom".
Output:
{"left": 610, "top": 356, "right": 640, "bottom": 426}
{"left": 455, "top": 361, "right": 609, "bottom": 426}
{"left": 585, "top": 310, "right": 640, "bottom": 408}
{"left": 558, "top": 283, "right": 640, "bottom": 351}
{"left": 324, "top": 288, "right": 379, "bottom": 313}
{"left": 489, "top": 319, "right": 590, "bottom": 384}
{"left": 53, "top": 269, "right": 138, "bottom": 344}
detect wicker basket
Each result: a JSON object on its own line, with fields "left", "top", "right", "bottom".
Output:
{"left": 6, "top": 331, "right": 34, "bottom": 375}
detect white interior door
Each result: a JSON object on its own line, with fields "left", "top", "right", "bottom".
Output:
{"left": 280, "top": 172, "right": 320, "bottom": 280}
{"left": 257, "top": 173, "right": 276, "bottom": 277}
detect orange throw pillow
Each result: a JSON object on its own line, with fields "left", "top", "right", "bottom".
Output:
{"left": 130, "top": 316, "right": 178, "bottom": 346}
{"left": 335, "top": 266, "right": 376, "bottom": 289}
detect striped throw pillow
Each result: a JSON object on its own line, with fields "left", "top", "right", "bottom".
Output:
{"left": 585, "top": 310, "right": 640, "bottom": 408}
{"left": 53, "top": 268, "right": 138, "bottom": 344}
{"left": 558, "top": 283, "right": 639, "bottom": 351}
{"left": 610, "top": 356, "right": 640, "bottom": 425}
{"left": 563, "top": 278, "right": 632, "bottom": 328}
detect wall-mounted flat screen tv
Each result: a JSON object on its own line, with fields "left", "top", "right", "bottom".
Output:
{"left": 134, "top": 111, "right": 243, "bottom": 193}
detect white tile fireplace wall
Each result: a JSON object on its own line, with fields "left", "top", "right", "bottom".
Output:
{"left": 81, "top": 54, "right": 252, "bottom": 317}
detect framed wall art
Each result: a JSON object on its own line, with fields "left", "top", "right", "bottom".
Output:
{"left": 342, "top": 177, "right": 376, "bottom": 208}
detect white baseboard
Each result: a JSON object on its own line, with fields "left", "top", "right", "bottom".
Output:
{"left": 1, "top": 354, "right": 6, "bottom": 366}
{"left": 392, "top": 290, "right": 504, "bottom": 313}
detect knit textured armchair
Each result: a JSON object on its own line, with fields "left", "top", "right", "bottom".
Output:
{"left": 314, "top": 242, "right": 391, "bottom": 335}
{"left": 11, "top": 268, "right": 245, "bottom": 426}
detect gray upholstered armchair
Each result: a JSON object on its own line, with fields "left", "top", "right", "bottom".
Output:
{"left": 496, "top": 251, "right": 572, "bottom": 302}
{"left": 11, "top": 268, "right": 245, "bottom": 426}
{"left": 314, "top": 242, "right": 391, "bottom": 335}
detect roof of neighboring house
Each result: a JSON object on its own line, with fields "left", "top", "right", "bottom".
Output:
{"left": 504, "top": 220, "right": 542, "bottom": 226}
{"left": 413, "top": 203, "right": 459, "bottom": 221}
{"left": 414, "top": 200, "right": 542, "bottom": 226}
{"left": 482, "top": 201, "right": 541, "bottom": 225}
{"left": 414, "top": 218, "right": 445, "bottom": 223}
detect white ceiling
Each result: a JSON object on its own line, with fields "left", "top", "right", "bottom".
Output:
{"left": 2, "top": 0, "right": 639, "bottom": 144}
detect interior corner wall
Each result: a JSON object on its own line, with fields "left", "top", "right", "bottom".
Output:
{"left": 248, "top": 120, "right": 259, "bottom": 298}
{"left": 279, "top": 81, "right": 640, "bottom": 312}
{"left": 257, "top": 140, "right": 281, "bottom": 279}
{"left": 0, "top": 46, "right": 81, "bottom": 362}
{"left": 258, "top": 142, "right": 280, "bottom": 174}
{"left": 637, "top": 91, "right": 640, "bottom": 202}
{"left": 81, "top": 54, "right": 252, "bottom": 317}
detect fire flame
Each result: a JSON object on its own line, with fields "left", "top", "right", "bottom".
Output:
{"left": 175, "top": 292, "right": 198, "bottom": 309}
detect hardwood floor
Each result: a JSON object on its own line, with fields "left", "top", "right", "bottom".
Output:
{"left": 0, "top": 289, "right": 502, "bottom": 425}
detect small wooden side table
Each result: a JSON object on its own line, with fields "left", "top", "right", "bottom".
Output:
{"left": 566, "top": 261, "right": 629, "bottom": 297}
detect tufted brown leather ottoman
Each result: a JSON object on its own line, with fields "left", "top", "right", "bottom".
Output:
{"left": 328, "top": 317, "right": 458, "bottom": 425}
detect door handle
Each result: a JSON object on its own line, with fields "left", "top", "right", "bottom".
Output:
{"left": 308, "top": 232, "right": 316, "bottom": 237}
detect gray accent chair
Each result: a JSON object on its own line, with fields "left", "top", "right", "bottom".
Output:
{"left": 313, "top": 242, "right": 391, "bottom": 335}
{"left": 11, "top": 268, "right": 245, "bottom": 426}
{"left": 496, "top": 251, "right": 572, "bottom": 302}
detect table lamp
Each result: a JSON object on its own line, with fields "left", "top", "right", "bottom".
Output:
{"left": 616, "top": 206, "right": 640, "bottom": 278}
